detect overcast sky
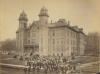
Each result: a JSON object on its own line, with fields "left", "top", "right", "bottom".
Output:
{"left": 0, "top": 0, "right": 100, "bottom": 41}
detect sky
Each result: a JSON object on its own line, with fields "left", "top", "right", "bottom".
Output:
{"left": 0, "top": 0, "right": 100, "bottom": 41}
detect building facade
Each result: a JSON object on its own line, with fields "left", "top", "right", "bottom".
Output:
{"left": 16, "top": 6, "right": 85, "bottom": 57}
{"left": 85, "top": 32, "right": 100, "bottom": 56}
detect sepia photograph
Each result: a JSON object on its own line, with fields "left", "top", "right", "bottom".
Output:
{"left": 0, "top": 0, "right": 100, "bottom": 74}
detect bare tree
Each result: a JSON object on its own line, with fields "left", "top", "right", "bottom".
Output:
{"left": 0, "top": 38, "right": 17, "bottom": 53}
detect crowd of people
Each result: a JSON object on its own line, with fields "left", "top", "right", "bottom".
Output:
{"left": 23, "top": 55, "right": 81, "bottom": 74}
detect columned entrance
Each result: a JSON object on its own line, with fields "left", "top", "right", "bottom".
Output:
{"left": 24, "top": 44, "right": 39, "bottom": 56}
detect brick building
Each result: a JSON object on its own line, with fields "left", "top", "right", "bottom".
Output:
{"left": 16, "top": 6, "right": 85, "bottom": 57}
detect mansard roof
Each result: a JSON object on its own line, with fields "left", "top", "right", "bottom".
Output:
{"left": 48, "top": 19, "right": 84, "bottom": 34}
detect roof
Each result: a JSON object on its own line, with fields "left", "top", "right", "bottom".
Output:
{"left": 16, "top": 21, "right": 39, "bottom": 33}
{"left": 38, "top": 6, "right": 49, "bottom": 17}
{"left": 18, "top": 11, "right": 28, "bottom": 21}
{"left": 48, "top": 19, "right": 84, "bottom": 34}
{"left": 26, "top": 21, "right": 39, "bottom": 30}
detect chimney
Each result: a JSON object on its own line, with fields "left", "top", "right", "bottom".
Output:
{"left": 68, "top": 21, "right": 70, "bottom": 26}
{"left": 51, "top": 20, "right": 52, "bottom": 25}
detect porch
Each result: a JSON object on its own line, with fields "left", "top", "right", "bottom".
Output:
{"left": 24, "top": 44, "right": 39, "bottom": 56}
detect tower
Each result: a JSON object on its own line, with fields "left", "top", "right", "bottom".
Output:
{"left": 17, "top": 11, "right": 28, "bottom": 55}
{"left": 38, "top": 6, "right": 49, "bottom": 56}
{"left": 18, "top": 10, "right": 28, "bottom": 28}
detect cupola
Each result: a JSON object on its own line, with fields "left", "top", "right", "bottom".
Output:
{"left": 38, "top": 6, "right": 49, "bottom": 17}
{"left": 18, "top": 10, "right": 28, "bottom": 21}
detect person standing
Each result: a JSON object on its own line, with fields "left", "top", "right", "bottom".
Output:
{"left": 32, "top": 60, "right": 36, "bottom": 74}
{"left": 25, "top": 60, "right": 28, "bottom": 72}
{"left": 25, "top": 60, "right": 28, "bottom": 67}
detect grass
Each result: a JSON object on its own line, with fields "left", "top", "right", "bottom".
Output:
{"left": 81, "top": 64, "right": 99, "bottom": 73}
{"left": 0, "top": 54, "right": 25, "bottom": 65}
{"left": 0, "top": 54, "right": 14, "bottom": 59}
{"left": 0, "top": 58, "right": 25, "bottom": 65}
{"left": 70, "top": 56, "right": 99, "bottom": 65}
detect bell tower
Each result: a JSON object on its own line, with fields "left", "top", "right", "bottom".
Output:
{"left": 18, "top": 10, "right": 28, "bottom": 28}
{"left": 38, "top": 6, "right": 49, "bottom": 56}
{"left": 17, "top": 10, "right": 28, "bottom": 56}
{"left": 38, "top": 6, "right": 49, "bottom": 27}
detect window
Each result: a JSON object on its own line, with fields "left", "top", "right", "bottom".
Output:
{"left": 71, "top": 40, "right": 72, "bottom": 45}
{"left": 67, "top": 30, "right": 69, "bottom": 36}
{"left": 67, "top": 39, "right": 69, "bottom": 44}
{"left": 33, "top": 31, "right": 36, "bottom": 37}
{"left": 18, "top": 34, "right": 19, "bottom": 39}
{"left": 28, "top": 32, "right": 30, "bottom": 37}
{"left": 74, "top": 33, "right": 75, "bottom": 38}
{"left": 61, "top": 46, "right": 63, "bottom": 51}
{"left": 20, "top": 31, "right": 22, "bottom": 37}
{"left": 41, "top": 31, "right": 43, "bottom": 36}
{"left": 61, "top": 30, "right": 63, "bottom": 36}
{"left": 48, "top": 39, "right": 49, "bottom": 44}
{"left": 57, "top": 47, "right": 59, "bottom": 52}
{"left": 28, "top": 40, "right": 30, "bottom": 44}
{"left": 75, "top": 34, "right": 77, "bottom": 38}
{"left": 42, "top": 20, "right": 43, "bottom": 25}
{"left": 48, "top": 46, "right": 49, "bottom": 51}
{"left": 53, "top": 53, "right": 55, "bottom": 56}
{"left": 24, "top": 23, "right": 26, "bottom": 28}
{"left": 61, "top": 41, "right": 63, "bottom": 44}
{"left": 61, "top": 53, "right": 63, "bottom": 56}
{"left": 68, "top": 46, "right": 69, "bottom": 51}
{"left": 71, "top": 47, "right": 73, "bottom": 52}
{"left": 20, "top": 46, "right": 22, "bottom": 51}
{"left": 45, "top": 22, "right": 47, "bottom": 25}
{"left": 53, "top": 39, "right": 55, "bottom": 44}
{"left": 74, "top": 41, "right": 76, "bottom": 45}
{"left": 32, "top": 39, "right": 36, "bottom": 44}
{"left": 57, "top": 39, "right": 59, "bottom": 44}
{"left": 53, "top": 30, "right": 55, "bottom": 36}
{"left": 57, "top": 53, "right": 59, "bottom": 56}
{"left": 19, "top": 24, "right": 21, "bottom": 27}
{"left": 48, "top": 30, "right": 49, "bottom": 36}
{"left": 41, "top": 38, "right": 43, "bottom": 44}
{"left": 71, "top": 32, "right": 72, "bottom": 37}
{"left": 53, "top": 46, "right": 54, "bottom": 51}
{"left": 17, "top": 41, "right": 19, "bottom": 46}
{"left": 73, "top": 40, "right": 74, "bottom": 45}
{"left": 20, "top": 40, "right": 22, "bottom": 45}
{"left": 74, "top": 40, "right": 75, "bottom": 45}
{"left": 41, "top": 46, "right": 43, "bottom": 51}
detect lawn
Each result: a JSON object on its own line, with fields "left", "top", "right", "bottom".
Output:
{"left": 70, "top": 56, "right": 99, "bottom": 65}
{"left": 81, "top": 63, "right": 99, "bottom": 73}
{"left": 0, "top": 54, "right": 14, "bottom": 59}
{"left": 0, "top": 58, "right": 25, "bottom": 65}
